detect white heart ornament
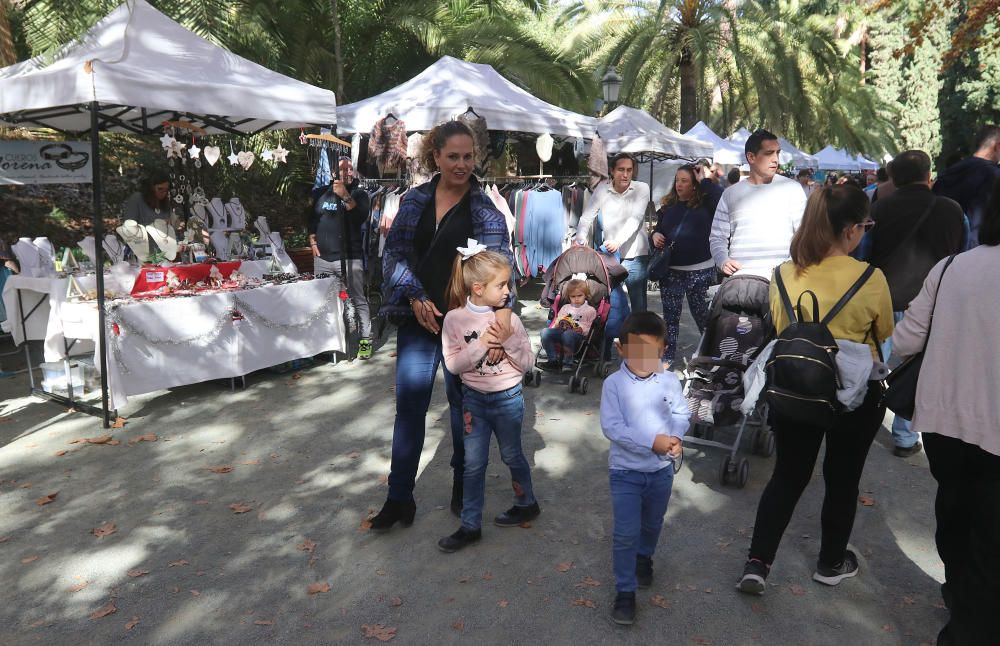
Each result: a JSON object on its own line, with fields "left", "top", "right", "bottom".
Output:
{"left": 203, "top": 146, "right": 221, "bottom": 166}
{"left": 237, "top": 151, "right": 255, "bottom": 170}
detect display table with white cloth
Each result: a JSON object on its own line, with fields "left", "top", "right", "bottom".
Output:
{"left": 58, "top": 275, "right": 344, "bottom": 410}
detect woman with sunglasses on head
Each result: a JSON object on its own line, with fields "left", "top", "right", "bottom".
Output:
{"left": 651, "top": 164, "right": 723, "bottom": 367}
{"left": 737, "top": 184, "right": 894, "bottom": 596}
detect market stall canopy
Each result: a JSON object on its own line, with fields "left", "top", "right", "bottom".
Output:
{"left": 0, "top": 0, "right": 337, "bottom": 134}
{"left": 726, "top": 128, "right": 818, "bottom": 169}
{"left": 813, "top": 145, "right": 875, "bottom": 171}
{"left": 598, "top": 106, "right": 713, "bottom": 160}
{"left": 682, "top": 121, "right": 745, "bottom": 165}
{"left": 335, "top": 55, "right": 598, "bottom": 139}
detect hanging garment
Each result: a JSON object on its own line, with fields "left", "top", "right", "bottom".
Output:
{"left": 314, "top": 146, "right": 332, "bottom": 189}
{"left": 406, "top": 132, "right": 431, "bottom": 184}
{"left": 369, "top": 116, "right": 408, "bottom": 174}
{"left": 351, "top": 133, "right": 362, "bottom": 168}
{"left": 588, "top": 136, "right": 608, "bottom": 189}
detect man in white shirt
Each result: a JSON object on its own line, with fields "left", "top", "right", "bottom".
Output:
{"left": 576, "top": 153, "right": 651, "bottom": 312}
{"left": 709, "top": 129, "right": 807, "bottom": 279}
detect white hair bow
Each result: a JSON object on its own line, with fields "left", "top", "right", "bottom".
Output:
{"left": 571, "top": 273, "right": 587, "bottom": 281}
{"left": 457, "top": 238, "right": 487, "bottom": 260}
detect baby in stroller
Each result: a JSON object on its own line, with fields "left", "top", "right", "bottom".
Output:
{"left": 540, "top": 278, "right": 597, "bottom": 372}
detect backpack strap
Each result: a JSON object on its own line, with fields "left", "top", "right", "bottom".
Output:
{"left": 773, "top": 264, "right": 797, "bottom": 323}
{"left": 796, "top": 290, "right": 821, "bottom": 322}
{"left": 821, "top": 264, "right": 876, "bottom": 325}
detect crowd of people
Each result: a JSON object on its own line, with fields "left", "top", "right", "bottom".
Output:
{"left": 346, "top": 118, "right": 998, "bottom": 641}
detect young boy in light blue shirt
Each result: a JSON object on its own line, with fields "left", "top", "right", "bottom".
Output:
{"left": 600, "top": 311, "right": 690, "bottom": 625}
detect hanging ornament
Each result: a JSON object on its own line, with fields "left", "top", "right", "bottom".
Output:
{"left": 237, "top": 151, "right": 255, "bottom": 170}
{"left": 203, "top": 145, "right": 221, "bottom": 166}
{"left": 261, "top": 149, "right": 274, "bottom": 162}
{"left": 159, "top": 132, "right": 176, "bottom": 149}
{"left": 227, "top": 141, "right": 239, "bottom": 166}
{"left": 298, "top": 128, "right": 308, "bottom": 145}
{"left": 167, "top": 139, "right": 185, "bottom": 159}
{"left": 188, "top": 135, "right": 202, "bottom": 160}
{"left": 272, "top": 144, "right": 289, "bottom": 163}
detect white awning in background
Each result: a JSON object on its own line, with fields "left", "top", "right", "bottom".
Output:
{"left": 682, "top": 121, "right": 745, "bottom": 165}
{"left": 598, "top": 106, "right": 713, "bottom": 160}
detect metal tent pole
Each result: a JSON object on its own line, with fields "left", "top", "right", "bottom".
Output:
{"left": 90, "top": 101, "right": 111, "bottom": 428}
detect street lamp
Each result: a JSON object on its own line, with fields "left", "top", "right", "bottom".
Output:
{"left": 601, "top": 66, "right": 623, "bottom": 107}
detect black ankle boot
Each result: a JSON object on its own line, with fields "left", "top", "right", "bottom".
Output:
{"left": 450, "top": 480, "right": 463, "bottom": 517}
{"left": 369, "top": 499, "right": 416, "bottom": 533}
{"left": 437, "top": 527, "right": 482, "bottom": 553}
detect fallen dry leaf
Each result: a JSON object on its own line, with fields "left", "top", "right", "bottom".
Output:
{"left": 788, "top": 584, "right": 806, "bottom": 596}
{"left": 208, "top": 465, "right": 234, "bottom": 474}
{"left": 361, "top": 623, "right": 396, "bottom": 641}
{"left": 307, "top": 582, "right": 331, "bottom": 594}
{"left": 346, "top": 451, "right": 361, "bottom": 459}
{"left": 254, "top": 619, "right": 274, "bottom": 626}
{"left": 650, "top": 594, "right": 671, "bottom": 609}
{"left": 451, "top": 619, "right": 464, "bottom": 632}
{"left": 298, "top": 539, "right": 317, "bottom": 553}
{"left": 128, "top": 433, "right": 157, "bottom": 444}
{"left": 291, "top": 372, "right": 302, "bottom": 380}
{"left": 127, "top": 569, "right": 149, "bottom": 578}
{"left": 556, "top": 561, "right": 573, "bottom": 573}
{"left": 389, "top": 597, "right": 403, "bottom": 607}
{"left": 518, "top": 521, "right": 532, "bottom": 528}
{"left": 240, "top": 459, "right": 260, "bottom": 465}
{"left": 21, "top": 555, "right": 39, "bottom": 564}
{"left": 168, "top": 559, "right": 189, "bottom": 568}
{"left": 125, "top": 616, "right": 139, "bottom": 631}
{"left": 497, "top": 599, "right": 509, "bottom": 608}
{"left": 457, "top": 576, "right": 470, "bottom": 583}
{"left": 193, "top": 500, "right": 210, "bottom": 505}
{"left": 55, "top": 450, "right": 68, "bottom": 457}
{"left": 229, "top": 502, "right": 252, "bottom": 514}
{"left": 111, "top": 417, "right": 126, "bottom": 429}
{"left": 575, "top": 576, "right": 601, "bottom": 588}
{"left": 571, "top": 597, "right": 596, "bottom": 608}
{"left": 66, "top": 581, "right": 90, "bottom": 593}
{"left": 190, "top": 590, "right": 201, "bottom": 597}
{"left": 482, "top": 572, "right": 493, "bottom": 581}
{"left": 882, "top": 624, "right": 894, "bottom": 633}
{"left": 359, "top": 518, "right": 373, "bottom": 531}
{"left": 36, "top": 492, "right": 58, "bottom": 506}
{"left": 89, "top": 600, "right": 117, "bottom": 620}
{"left": 85, "top": 435, "right": 114, "bottom": 445}
{"left": 693, "top": 638, "right": 712, "bottom": 646}
{"left": 92, "top": 522, "right": 117, "bottom": 538}
{"left": 859, "top": 495, "right": 876, "bottom": 507}
{"left": 0, "top": 536, "right": 9, "bottom": 543}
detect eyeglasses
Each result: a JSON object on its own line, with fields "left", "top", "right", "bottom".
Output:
{"left": 855, "top": 220, "right": 876, "bottom": 232}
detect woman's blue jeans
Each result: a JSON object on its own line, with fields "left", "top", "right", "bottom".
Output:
{"left": 610, "top": 467, "right": 674, "bottom": 592}
{"left": 387, "top": 319, "right": 464, "bottom": 502}
{"left": 460, "top": 384, "right": 536, "bottom": 530}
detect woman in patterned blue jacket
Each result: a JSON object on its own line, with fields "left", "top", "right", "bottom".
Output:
{"left": 371, "top": 120, "right": 515, "bottom": 532}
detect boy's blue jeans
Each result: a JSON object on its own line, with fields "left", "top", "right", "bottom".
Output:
{"left": 387, "top": 319, "right": 465, "bottom": 502}
{"left": 460, "top": 384, "right": 536, "bottom": 530}
{"left": 541, "top": 327, "right": 583, "bottom": 364}
{"left": 610, "top": 467, "right": 674, "bottom": 592}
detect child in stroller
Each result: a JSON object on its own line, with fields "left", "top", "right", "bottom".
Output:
{"left": 539, "top": 278, "right": 597, "bottom": 372}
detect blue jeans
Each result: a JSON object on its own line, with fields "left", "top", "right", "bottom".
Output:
{"left": 621, "top": 255, "right": 650, "bottom": 314}
{"left": 541, "top": 327, "right": 584, "bottom": 364}
{"left": 609, "top": 467, "right": 674, "bottom": 592}
{"left": 881, "top": 311, "right": 918, "bottom": 449}
{"left": 460, "top": 384, "right": 536, "bottom": 530}
{"left": 387, "top": 319, "right": 465, "bottom": 501}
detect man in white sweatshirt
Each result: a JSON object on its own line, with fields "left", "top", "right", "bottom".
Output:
{"left": 709, "top": 129, "right": 807, "bottom": 279}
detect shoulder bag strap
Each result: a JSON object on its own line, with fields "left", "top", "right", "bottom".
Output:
{"left": 665, "top": 208, "right": 692, "bottom": 249}
{"left": 821, "top": 265, "right": 876, "bottom": 325}
{"left": 918, "top": 253, "right": 957, "bottom": 354}
{"left": 878, "top": 196, "right": 937, "bottom": 267}
{"left": 773, "top": 264, "right": 797, "bottom": 324}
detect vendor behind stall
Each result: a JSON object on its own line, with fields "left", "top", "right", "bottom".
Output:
{"left": 124, "top": 170, "right": 171, "bottom": 226}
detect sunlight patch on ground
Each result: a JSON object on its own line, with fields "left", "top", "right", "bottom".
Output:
{"left": 888, "top": 517, "right": 945, "bottom": 583}
{"left": 151, "top": 592, "right": 234, "bottom": 644}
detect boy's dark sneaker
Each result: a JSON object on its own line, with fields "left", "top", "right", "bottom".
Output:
{"left": 437, "top": 527, "right": 482, "bottom": 553}
{"left": 494, "top": 502, "right": 541, "bottom": 527}
{"left": 813, "top": 549, "right": 859, "bottom": 586}
{"left": 611, "top": 592, "right": 636, "bottom": 625}
{"left": 736, "top": 558, "right": 770, "bottom": 595}
{"left": 636, "top": 555, "right": 653, "bottom": 588}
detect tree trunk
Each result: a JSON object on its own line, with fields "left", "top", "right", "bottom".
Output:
{"left": 329, "top": 0, "right": 345, "bottom": 101}
{"left": 679, "top": 47, "right": 697, "bottom": 132}
{"left": 0, "top": 0, "right": 16, "bottom": 67}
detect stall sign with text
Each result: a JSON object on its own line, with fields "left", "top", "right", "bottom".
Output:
{"left": 0, "top": 141, "right": 92, "bottom": 185}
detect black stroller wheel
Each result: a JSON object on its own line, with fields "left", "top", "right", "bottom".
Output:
{"left": 578, "top": 377, "right": 589, "bottom": 395}
{"left": 568, "top": 376, "right": 578, "bottom": 393}
{"left": 737, "top": 458, "right": 750, "bottom": 488}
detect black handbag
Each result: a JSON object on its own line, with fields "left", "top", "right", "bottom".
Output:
{"left": 881, "top": 254, "right": 956, "bottom": 419}
{"left": 648, "top": 209, "right": 691, "bottom": 282}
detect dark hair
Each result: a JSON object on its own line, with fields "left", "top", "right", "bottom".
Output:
{"left": 619, "top": 311, "right": 667, "bottom": 343}
{"left": 973, "top": 124, "right": 1000, "bottom": 152}
{"left": 662, "top": 165, "right": 703, "bottom": 209}
{"left": 141, "top": 170, "right": 170, "bottom": 210}
{"left": 876, "top": 167, "right": 889, "bottom": 182}
{"left": 727, "top": 168, "right": 741, "bottom": 185}
{"left": 888, "top": 150, "right": 931, "bottom": 187}
{"left": 611, "top": 153, "right": 635, "bottom": 170}
{"left": 789, "top": 185, "right": 869, "bottom": 273}
{"left": 420, "top": 120, "right": 476, "bottom": 173}
{"left": 796, "top": 169, "right": 811, "bottom": 179}
{"left": 979, "top": 177, "right": 1000, "bottom": 246}
{"left": 745, "top": 128, "right": 778, "bottom": 158}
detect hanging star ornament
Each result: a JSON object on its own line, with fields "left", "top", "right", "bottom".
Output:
{"left": 159, "top": 132, "right": 176, "bottom": 149}
{"left": 166, "top": 139, "right": 186, "bottom": 159}
{"left": 188, "top": 143, "right": 201, "bottom": 160}
{"left": 298, "top": 130, "right": 308, "bottom": 145}
{"left": 227, "top": 149, "right": 240, "bottom": 165}
{"left": 260, "top": 149, "right": 274, "bottom": 162}
{"left": 271, "top": 144, "right": 289, "bottom": 163}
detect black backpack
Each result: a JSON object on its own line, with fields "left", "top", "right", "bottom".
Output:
{"left": 765, "top": 264, "right": 876, "bottom": 428}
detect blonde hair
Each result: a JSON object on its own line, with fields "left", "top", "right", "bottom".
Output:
{"left": 447, "top": 249, "right": 511, "bottom": 310}
{"left": 420, "top": 120, "right": 478, "bottom": 173}
{"left": 565, "top": 278, "right": 590, "bottom": 300}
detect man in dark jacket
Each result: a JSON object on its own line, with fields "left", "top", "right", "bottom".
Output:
{"left": 933, "top": 124, "right": 1000, "bottom": 247}
{"left": 870, "top": 149, "right": 964, "bottom": 458}
{"left": 308, "top": 156, "right": 374, "bottom": 359}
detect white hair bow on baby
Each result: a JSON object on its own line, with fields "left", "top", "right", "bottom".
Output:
{"left": 457, "top": 238, "right": 487, "bottom": 260}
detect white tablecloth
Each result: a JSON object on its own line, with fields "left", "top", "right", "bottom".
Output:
{"left": 60, "top": 276, "right": 345, "bottom": 410}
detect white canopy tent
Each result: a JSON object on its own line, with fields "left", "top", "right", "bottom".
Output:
{"left": 812, "top": 146, "right": 875, "bottom": 171}
{"left": 726, "top": 128, "right": 818, "bottom": 169}
{"left": 0, "top": 0, "right": 340, "bottom": 427}
{"left": 854, "top": 154, "right": 879, "bottom": 171}
{"left": 682, "top": 121, "right": 745, "bottom": 165}
{"left": 598, "top": 106, "right": 713, "bottom": 160}
{"left": 0, "top": 0, "right": 337, "bottom": 134}
{"left": 335, "top": 55, "right": 598, "bottom": 139}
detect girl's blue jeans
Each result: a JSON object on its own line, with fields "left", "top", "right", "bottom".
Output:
{"left": 541, "top": 327, "right": 583, "bottom": 364}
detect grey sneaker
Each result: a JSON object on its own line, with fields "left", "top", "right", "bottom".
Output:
{"left": 737, "top": 559, "right": 769, "bottom": 595}
{"left": 813, "top": 550, "right": 859, "bottom": 586}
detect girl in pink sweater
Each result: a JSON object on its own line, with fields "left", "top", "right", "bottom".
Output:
{"left": 540, "top": 278, "right": 597, "bottom": 371}
{"left": 438, "top": 242, "right": 538, "bottom": 553}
